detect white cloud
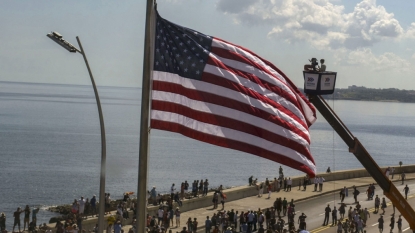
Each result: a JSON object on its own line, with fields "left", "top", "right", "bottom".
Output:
{"left": 346, "top": 48, "right": 411, "bottom": 72}
{"left": 405, "top": 23, "right": 415, "bottom": 39}
{"left": 216, "top": 0, "right": 405, "bottom": 50}
{"left": 216, "top": 0, "right": 414, "bottom": 76}
{"left": 342, "top": 0, "right": 403, "bottom": 49}
{"left": 412, "top": 53, "right": 415, "bottom": 59}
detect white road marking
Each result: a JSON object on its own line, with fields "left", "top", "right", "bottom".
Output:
{"left": 319, "top": 213, "right": 325, "bottom": 216}
{"left": 403, "top": 227, "right": 410, "bottom": 232}
{"left": 372, "top": 223, "right": 379, "bottom": 226}
{"left": 326, "top": 200, "right": 334, "bottom": 204}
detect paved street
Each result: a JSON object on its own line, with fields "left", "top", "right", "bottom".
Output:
{"left": 127, "top": 174, "right": 415, "bottom": 233}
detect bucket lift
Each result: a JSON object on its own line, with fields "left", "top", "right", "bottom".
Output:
{"left": 303, "top": 59, "right": 415, "bottom": 231}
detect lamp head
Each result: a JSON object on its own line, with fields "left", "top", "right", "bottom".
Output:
{"left": 46, "top": 31, "right": 79, "bottom": 53}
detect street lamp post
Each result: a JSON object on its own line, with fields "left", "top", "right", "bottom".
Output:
{"left": 47, "top": 31, "right": 107, "bottom": 233}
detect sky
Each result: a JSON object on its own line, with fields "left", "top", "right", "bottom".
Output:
{"left": 1, "top": 0, "right": 415, "bottom": 90}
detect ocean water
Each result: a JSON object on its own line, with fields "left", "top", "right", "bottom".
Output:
{"left": 1, "top": 81, "right": 415, "bottom": 229}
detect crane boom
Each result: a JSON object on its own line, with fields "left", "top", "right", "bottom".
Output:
{"left": 308, "top": 94, "right": 415, "bottom": 231}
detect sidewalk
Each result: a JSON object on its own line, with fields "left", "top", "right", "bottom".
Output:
{"left": 122, "top": 174, "right": 415, "bottom": 233}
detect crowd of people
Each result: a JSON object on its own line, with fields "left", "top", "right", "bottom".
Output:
{"left": 148, "top": 179, "right": 212, "bottom": 207}
{"left": 320, "top": 195, "right": 404, "bottom": 233}
{"left": 0, "top": 192, "right": 136, "bottom": 233}
{"left": 144, "top": 198, "right": 307, "bottom": 233}
{"left": 1, "top": 166, "right": 409, "bottom": 233}
{"left": 0, "top": 206, "right": 41, "bottom": 233}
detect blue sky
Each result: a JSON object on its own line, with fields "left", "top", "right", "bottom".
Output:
{"left": 1, "top": 0, "right": 414, "bottom": 89}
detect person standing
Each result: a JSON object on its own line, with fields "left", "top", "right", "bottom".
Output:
{"left": 378, "top": 215, "right": 384, "bottom": 233}
{"left": 258, "top": 183, "right": 264, "bottom": 197}
{"left": 174, "top": 192, "right": 182, "bottom": 207}
{"left": 319, "top": 176, "right": 325, "bottom": 192}
{"left": 385, "top": 167, "right": 390, "bottom": 178}
{"left": 204, "top": 179, "right": 209, "bottom": 196}
{"left": 303, "top": 177, "right": 308, "bottom": 191}
{"left": 79, "top": 196, "right": 86, "bottom": 218}
{"left": 381, "top": 197, "right": 387, "bottom": 215}
{"left": 264, "top": 209, "right": 271, "bottom": 229}
{"left": 374, "top": 195, "right": 380, "bottom": 213}
{"left": 247, "top": 211, "right": 254, "bottom": 232}
{"left": 90, "top": 195, "right": 97, "bottom": 216}
{"left": 314, "top": 176, "right": 319, "bottom": 192}
{"left": 397, "top": 215, "right": 402, "bottom": 232}
{"left": 282, "top": 198, "right": 288, "bottom": 216}
{"left": 105, "top": 193, "right": 111, "bottom": 215}
{"left": 23, "top": 205, "right": 31, "bottom": 231}
{"left": 287, "top": 178, "right": 292, "bottom": 192}
{"left": 205, "top": 216, "right": 212, "bottom": 233}
{"left": 150, "top": 187, "right": 157, "bottom": 205}
{"left": 389, "top": 215, "right": 395, "bottom": 232}
{"left": 175, "top": 207, "right": 181, "bottom": 227}
{"left": 283, "top": 178, "right": 288, "bottom": 191}
{"left": 171, "top": 183, "right": 176, "bottom": 200}
{"left": 157, "top": 207, "right": 164, "bottom": 225}
{"left": 323, "top": 204, "right": 331, "bottom": 226}
{"left": 0, "top": 213, "right": 6, "bottom": 232}
{"left": 391, "top": 167, "right": 395, "bottom": 179}
{"left": 363, "top": 208, "right": 370, "bottom": 225}
{"left": 273, "top": 178, "right": 278, "bottom": 192}
{"left": 199, "top": 180, "right": 204, "bottom": 197}
{"left": 192, "top": 218, "right": 198, "bottom": 233}
{"left": 13, "top": 207, "right": 24, "bottom": 233}
{"left": 353, "top": 186, "right": 360, "bottom": 203}
{"left": 184, "top": 181, "right": 189, "bottom": 198}
{"left": 403, "top": 185, "right": 409, "bottom": 199}
{"left": 331, "top": 206, "right": 338, "bottom": 226}
{"left": 234, "top": 210, "right": 239, "bottom": 231}
{"left": 401, "top": 172, "right": 406, "bottom": 185}
{"left": 212, "top": 192, "right": 218, "bottom": 209}
{"left": 339, "top": 203, "right": 346, "bottom": 220}
{"left": 220, "top": 192, "right": 226, "bottom": 210}
{"left": 249, "top": 176, "right": 253, "bottom": 186}
{"left": 298, "top": 213, "right": 307, "bottom": 230}
{"left": 32, "top": 207, "right": 40, "bottom": 225}
{"left": 340, "top": 188, "right": 345, "bottom": 202}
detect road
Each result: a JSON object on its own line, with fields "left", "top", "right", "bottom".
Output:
{"left": 297, "top": 180, "right": 415, "bottom": 233}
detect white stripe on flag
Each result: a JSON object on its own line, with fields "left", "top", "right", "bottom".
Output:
{"left": 153, "top": 71, "right": 310, "bottom": 138}
{"left": 152, "top": 90, "right": 311, "bottom": 149}
{"left": 151, "top": 109, "right": 317, "bottom": 173}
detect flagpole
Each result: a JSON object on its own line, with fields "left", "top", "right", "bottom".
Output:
{"left": 137, "top": 1, "right": 154, "bottom": 233}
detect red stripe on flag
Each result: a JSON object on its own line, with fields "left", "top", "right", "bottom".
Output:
{"left": 152, "top": 80, "right": 311, "bottom": 144}
{"left": 151, "top": 119, "right": 315, "bottom": 175}
{"left": 152, "top": 100, "right": 313, "bottom": 160}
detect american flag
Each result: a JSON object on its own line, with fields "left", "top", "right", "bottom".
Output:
{"left": 151, "top": 12, "right": 317, "bottom": 176}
